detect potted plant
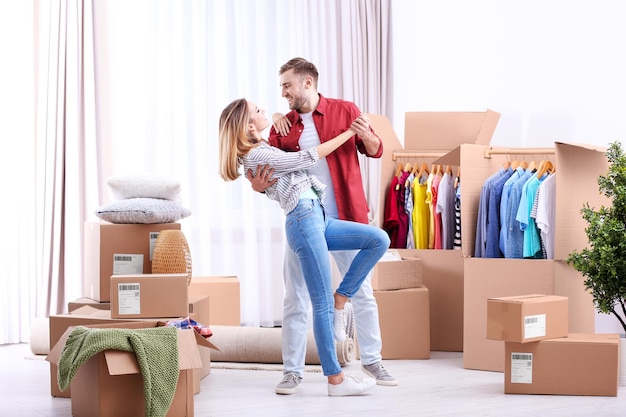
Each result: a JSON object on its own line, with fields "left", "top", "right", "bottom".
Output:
{"left": 566, "top": 140, "right": 626, "bottom": 336}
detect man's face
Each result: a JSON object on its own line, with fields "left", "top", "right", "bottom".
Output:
{"left": 279, "top": 69, "right": 308, "bottom": 111}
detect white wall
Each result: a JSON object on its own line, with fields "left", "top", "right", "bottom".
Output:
{"left": 391, "top": 0, "right": 626, "bottom": 149}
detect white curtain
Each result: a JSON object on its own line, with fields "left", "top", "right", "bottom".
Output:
{"left": 0, "top": 0, "right": 392, "bottom": 343}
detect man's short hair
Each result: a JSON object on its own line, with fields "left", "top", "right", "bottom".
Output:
{"left": 279, "top": 57, "right": 319, "bottom": 86}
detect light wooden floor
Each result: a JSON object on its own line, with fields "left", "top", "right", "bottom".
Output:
{"left": 3, "top": 342, "right": 625, "bottom": 417}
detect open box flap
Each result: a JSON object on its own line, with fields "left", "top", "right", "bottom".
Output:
{"left": 403, "top": 109, "right": 500, "bottom": 150}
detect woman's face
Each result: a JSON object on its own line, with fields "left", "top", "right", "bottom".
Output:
{"left": 247, "top": 101, "right": 269, "bottom": 137}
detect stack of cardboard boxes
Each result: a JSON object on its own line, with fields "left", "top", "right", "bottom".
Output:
{"left": 487, "top": 294, "right": 619, "bottom": 396}
{"left": 369, "top": 249, "right": 430, "bottom": 359}
{"left": 47, "top": 221, "right": 242, "bottom": 416}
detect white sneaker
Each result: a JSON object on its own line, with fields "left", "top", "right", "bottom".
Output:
{"left": 328, "top": 374, "right": 376, "bottom": 397}
{"left": 334, "top": 308, "right": 347, "bottom": 341}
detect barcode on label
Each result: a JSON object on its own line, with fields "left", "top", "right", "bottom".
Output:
{"left": 119, "top": 284, "right": 140, "bottom": 291}
{"left": 524, "top": 317, "right": 539, "bottom": 324}
{"left": 114, "top": 255, "right": 134, "bottom": 262}
{"left": 150, "top": 232, "right": 160, "bottom": 239}
{"left": 511, "top": 353, "right": 532, "bottom": 361}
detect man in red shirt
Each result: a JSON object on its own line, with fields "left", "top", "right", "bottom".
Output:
{"left": 248, "top": 57, "right": 397, "bottom": 394}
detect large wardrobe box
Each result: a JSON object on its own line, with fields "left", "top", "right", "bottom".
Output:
{"left": 188, "top": 276, "right": 241, "bottom": 326}
{"left": 110, "top": 273, "right": 188, "bottom": 319}
{"left": 370, "top": 111, "right": 500, "bottom": 352}
{"left": 487, "top": 294, "right": 569, "bottom": 343}
{"left": 374, "top": 286, "right": 430, "bottom": 359}
{"left": 83, "top": 221, "right": 181, "bottom": 302}
{"left": 504, "top": 333, "right": 619, "bottom": 396}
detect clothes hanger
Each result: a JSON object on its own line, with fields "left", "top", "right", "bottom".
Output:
{"left": 404, "top": 162, "right": 412, "bottom": 173}
{"left": 535, "top": 160, "right": 555, "bottom": 178}
{"left": 395, "top": 163, "right": 403, "bottom": 178}
{"left": 527, "top": 160, "right": 537, "bottom": 172}
{"left": 417, "top": 162, "right": 429, "bottom": 178}
{"left": 445, "top": 165, "right": 453, "bottom": 175}
{"left": 511, "top": 160, "right": 521, "bottom": 170}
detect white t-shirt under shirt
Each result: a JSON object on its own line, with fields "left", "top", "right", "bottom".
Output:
{"left": 298, "top": 111, "right": 339, "bottom": 218}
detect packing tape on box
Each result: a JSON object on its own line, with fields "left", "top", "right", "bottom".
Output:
{"left": 208, "top": 325, "right": 354, "bottom": 365}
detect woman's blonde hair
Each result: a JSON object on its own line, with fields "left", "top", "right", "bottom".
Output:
{"left": 218, "top": 98, "right": 258, "bottom": 181}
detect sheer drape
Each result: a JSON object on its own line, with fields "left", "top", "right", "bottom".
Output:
{"left": 0, "top": 0, "right": 392, "bottom": 343}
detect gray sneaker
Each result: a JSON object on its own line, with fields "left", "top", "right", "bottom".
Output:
{"left": 362, "top": 362, "right": 398, "bottom": 386}
{"left": 276, "top": 372, "right": 302, "bottom": 395}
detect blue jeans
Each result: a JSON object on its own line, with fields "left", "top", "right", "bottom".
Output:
{"left": 284, "top": 198, "right": 390, "bottom": 376}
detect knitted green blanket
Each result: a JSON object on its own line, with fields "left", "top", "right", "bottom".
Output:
{"left": 58, "top": 325, "right": 180, "bottom": 417}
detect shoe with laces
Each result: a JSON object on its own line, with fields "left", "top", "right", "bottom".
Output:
{"left": 275, "top": 372, "right": 302, "bottom": 395}
{"left": 362, "top": 362, "right": 398, "bottom": 386}
{"left": 333, "top": 308, "right": 347, "bottom": 341}
{"left": 327, "top": 374, "right": 376, "bottom": 397}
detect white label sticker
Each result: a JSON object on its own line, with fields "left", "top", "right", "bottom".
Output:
{"left": 510, "top": 352, "right": 533, "bottom": 384}
{"left": 149, "top": 232, "right": 160, "bottom": 261}
{"left": 523, "top": 313, "right": 546, "bottom": 339}
{"left": 117, "top": 283, "right": 140, "bottom": 315}
{"left": 112, "top": 254, "right": 144, "bottom": 274}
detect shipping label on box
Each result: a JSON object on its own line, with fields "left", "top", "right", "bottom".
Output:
{"left": 112, "top": 254, "right": 143, "bottom": 275}
{"left": 510, "top": 352, "right": 533, "bottom": 384}
{"left": 116, "top": 282, "right": 141, "bottom": 315}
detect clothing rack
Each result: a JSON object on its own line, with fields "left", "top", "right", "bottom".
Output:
{"left": 391, "top": 150, "right": 447, "bottom": 161}
{"left": 483, "top": 147, "right": 555, "bottom": 158}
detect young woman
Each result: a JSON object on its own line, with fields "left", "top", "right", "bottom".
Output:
{"left": 218, "top": 98, "right": 390, "bottom": 397}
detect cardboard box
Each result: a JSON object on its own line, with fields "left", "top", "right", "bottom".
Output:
{"left": 188, "top": 276, "right": 240, "bottom": 326}
{"left": 83, "top": 221, "right": 182, "bottom": 302}
{"left": 374, "top": 287, "right": 430, "bottom": 359}
{"left": 67, "top": 293, "right": 211, "bottom": 394}
{"left": 371, "top": 250, "right": 423, "bottom": 290}
{"left": 188, "top": 293, "right": 210, "bottom": 328}
{"left": 504, "top": 333, "right": 619, "bottom": 396}
{"left": 46, "top": 321, "right": 219, "bottom": 417}
{"left": 487, "top": 294, "right": 569, "bottom": 343}
{"left": 110, "top": 273, "right": 189, "bottom": 319}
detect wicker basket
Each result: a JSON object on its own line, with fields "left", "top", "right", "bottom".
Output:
{"left": 152, "top": 229, "right": 193, "bottom": 285}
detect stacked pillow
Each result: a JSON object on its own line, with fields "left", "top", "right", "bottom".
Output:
{"left": 95, "top": 174, "right": 192, "bottom": 224}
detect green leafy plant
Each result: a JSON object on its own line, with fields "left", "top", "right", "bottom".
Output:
{"left": 567, "top": 141, "right": 626, "bottom": 334}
